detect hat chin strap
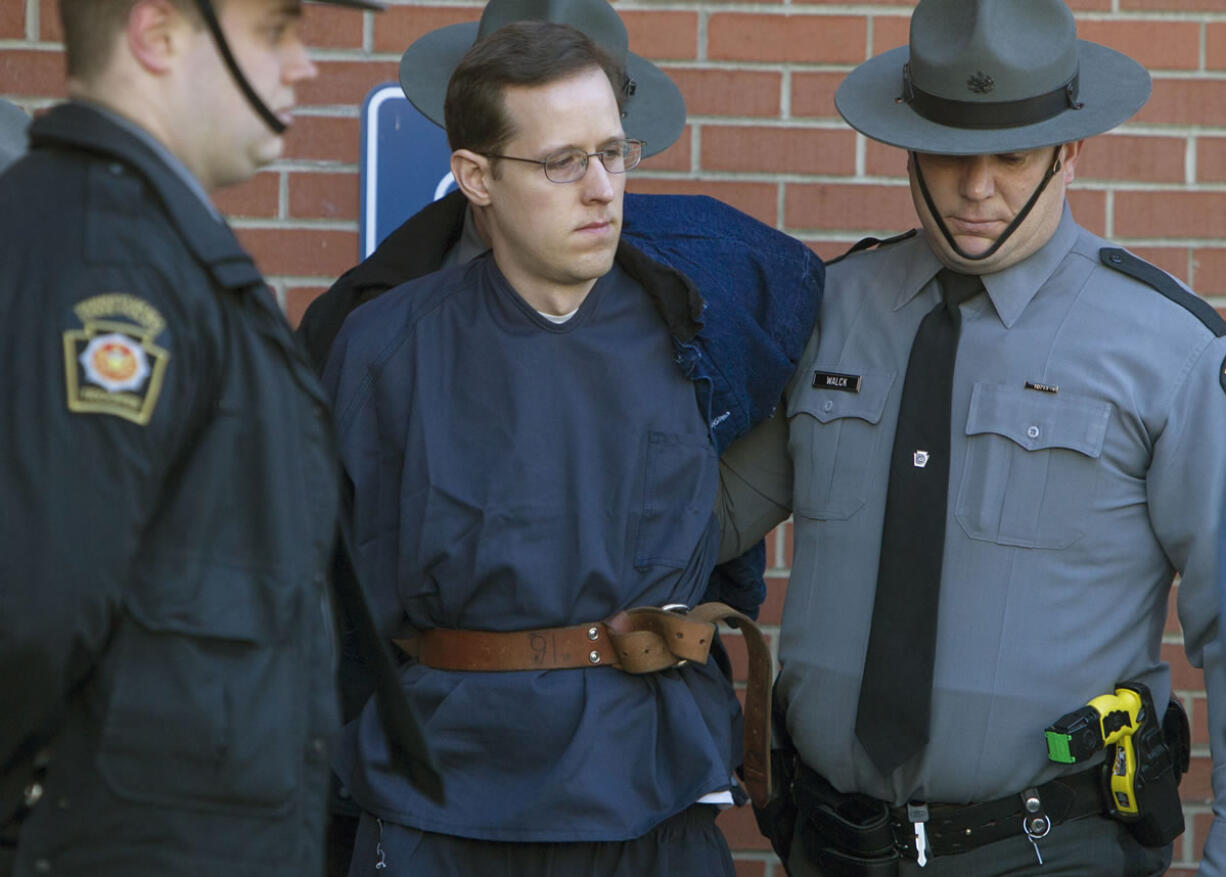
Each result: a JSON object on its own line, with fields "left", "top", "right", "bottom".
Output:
{"left": 191, "top": 0, "right": 288, "bottom": 135}
{"left": 911, "top": 146, "right": 1062, "bottom": 263}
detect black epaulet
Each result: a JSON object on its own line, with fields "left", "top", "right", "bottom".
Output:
{"left": 1100, "top": 248, "right": 1226, "bottom": 337}
{"left": 827, "top": 229, "right": 918, "bottom": 267}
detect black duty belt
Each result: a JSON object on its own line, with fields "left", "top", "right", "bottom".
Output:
{"left": 795, "top": 762, "right": 1104, "bottom": 865}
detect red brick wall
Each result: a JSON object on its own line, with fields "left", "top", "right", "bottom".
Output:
{"left": 3, "top": 1, "right": 1221, "bottom": 874}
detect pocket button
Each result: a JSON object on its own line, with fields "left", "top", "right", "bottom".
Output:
{"left": 1027, "top": 425, "right": 1040, "bottom": 439}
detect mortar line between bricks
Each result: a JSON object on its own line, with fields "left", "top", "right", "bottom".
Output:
{"left": 229, "top": 218, "right": 357, "bottom": 231}
{"left": 277, "top": 171, "right": 289, "bottom": 222}
{"left": 265, "top": 164, "right": 362, "bottom": 175}
{"left": 0, "top": 41, "right": 63, "bottom": 50}
{"left": 623, "top": 2, "right": 913, "bottom": 11}
{"left": 619, "top": 4, "right": 1226, "bottom": 19}
{"left": 634, "top": 171, "right": 914, "bottom": 183}
{"left": 268, "top": 275, "right": 368, "bottom": 288}
{"left": 1078, "top": 11, "right": 1226, "bottom": 21}
{"left": 685, "top": 117, "right": 852, "bottom": 129}
{"left": 855, "top": 178, "right": 1226, "bottom": 192}
{"left": 1106, "top": 237, "right": 1226, "bottom": 247}
{"left": 784, "top": 232, "right": 1226, "bottom": 252}
{"left": 661, "top": 61, "right": 864, "bottom": 74}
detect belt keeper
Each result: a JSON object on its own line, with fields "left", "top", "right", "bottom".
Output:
{"left": 1021, "top": 786, "right": 1051, "bottom": 865}
{"left": 1021, "top": 787, "right": 1051, "bottom": 839}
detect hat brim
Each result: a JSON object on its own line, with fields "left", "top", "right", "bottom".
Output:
{"left": 835, "top": 41, "right": 1151, "bottom": 155}
{"left": 399, "top": 21, "right": 686, "bottom": 157}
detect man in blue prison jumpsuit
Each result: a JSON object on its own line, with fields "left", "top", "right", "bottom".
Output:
{"left": 324, "top": 21, "right": 816, "bottom": 877}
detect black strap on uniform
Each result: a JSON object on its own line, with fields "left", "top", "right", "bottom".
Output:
{"left": 191, "top": 0, "right": 288, "bottom": 135}
{"left": 911, "top": 146, "right": 1063, "bottom": 263}
{"left": 1100, "top": 248, "right": 1226, "bottom": 337}
{"left": 332, "top": 480, "right": 445, "bottom": 803}
{"left": 827, "top": 230, "right": 918, "bottom": 267}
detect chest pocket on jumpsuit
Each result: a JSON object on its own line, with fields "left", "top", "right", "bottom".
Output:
{"left": 786, "top": 369, "right": 895, "bottom": 520}
{"left": 956, "top": 382, "right": 1110, "bottom": 549}
{"left": 635, "top": 431, "right": 718, "bottom": 568}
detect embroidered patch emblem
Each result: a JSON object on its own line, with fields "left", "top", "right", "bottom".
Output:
{"left": 80, "top": 333, "right": 151, "bottom": 392}
{"left": 63, "top": 293, "right": 170, "bottom": 426}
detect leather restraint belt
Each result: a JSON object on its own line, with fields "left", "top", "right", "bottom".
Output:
{"left": 394, "top": 602, "right": 773, "bottom": 807}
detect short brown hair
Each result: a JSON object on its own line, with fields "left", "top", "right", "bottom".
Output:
{"left": 444, "top": 21, "right": 626, "bottom": 159}
{"left": 59, "top": 0, "right": 205, "bottom": 80}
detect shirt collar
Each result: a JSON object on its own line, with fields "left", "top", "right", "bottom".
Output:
{"left": 31, "top": 102, "right": 262, "bottom": 291}
{"left": 894, "top": 203, "right": 1079, "bottom": 328}
{"left": 441, "top": 204, "right": 491, "bottom": 269}
{"left": 81, "top": 101, "right": 221, "bottom": 221}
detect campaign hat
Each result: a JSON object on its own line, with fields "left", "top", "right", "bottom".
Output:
{"left": 835, "top": 0, "right": 1150, "bottom": 155}
{"left": 399, "top": 0, "right": 686, "bottom": 157}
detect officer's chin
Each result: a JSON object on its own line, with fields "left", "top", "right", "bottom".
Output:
{"left": 928, "top": 235, "right": 992, "bottom": 276}
{"left": 950, "top": 232, "right": 996, "bottom": 259}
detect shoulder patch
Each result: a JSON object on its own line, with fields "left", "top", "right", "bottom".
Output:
{"left": 827, "top": 229, "right": 918, "bottom": 267}
{"left": 63, "top": 293, "right": 170, "bottom": 426}
{"left": 1100, "top": 248, "right": 1226, "bottom": 337}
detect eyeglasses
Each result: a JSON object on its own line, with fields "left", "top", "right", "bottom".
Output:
{"left": 481, "top": 139, "right": 646, "bottom": 184}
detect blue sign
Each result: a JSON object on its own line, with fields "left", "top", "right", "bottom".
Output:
{"left": 360, "top": 83, "right": 456, "bottom": 259}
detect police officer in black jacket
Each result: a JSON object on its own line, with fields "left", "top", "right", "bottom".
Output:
{"left": 0, "top": 1, "right": 441, "bottom": 875}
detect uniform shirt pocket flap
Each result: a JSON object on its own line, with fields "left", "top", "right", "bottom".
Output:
{"left": 127, "top": 559, "right": 299, "bottom": 645}
{"left": 787, "top": 369, "right": 895, "bottom": 426}
{"left": 964, "top": 383, "right": 1110, "bottom": 458}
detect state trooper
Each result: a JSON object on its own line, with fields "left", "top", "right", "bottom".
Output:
{"left": 718, "top": 0, "right": 1226, "bottom": 874}
{"left": 0, "top": 2, "right": 437, "bottom": 876}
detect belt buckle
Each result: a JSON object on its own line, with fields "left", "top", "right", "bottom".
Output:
{"left": 662, "top": 603, "right": 690, "bottom": 668}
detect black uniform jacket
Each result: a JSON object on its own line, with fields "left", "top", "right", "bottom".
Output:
{"left": 298, "top": 190, "right": 467, "bottom": 372}
{"left": 0, "top": 103, "right": 341, "bottom": 877}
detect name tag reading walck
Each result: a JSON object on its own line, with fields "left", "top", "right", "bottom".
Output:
{"left": 813, "top": 370, "right": 862, "bottom": 392}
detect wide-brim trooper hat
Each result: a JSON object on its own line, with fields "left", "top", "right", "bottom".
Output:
{"left": 835, "top": 0, "right": 1151, "bottom": 155}
{"left": 399, "top": 0, "right": 687, "bottom": 157}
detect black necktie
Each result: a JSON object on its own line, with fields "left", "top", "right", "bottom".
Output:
{"left": 854, "top": 268, "right": 982, "bottom": 776}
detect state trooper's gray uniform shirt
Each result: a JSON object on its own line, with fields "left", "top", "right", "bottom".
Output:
{"left": 719, "top": 206, "right": 1226, "bottom": 870}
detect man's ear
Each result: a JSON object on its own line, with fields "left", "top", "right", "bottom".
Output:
{"left": 451, "top": 149, "right": 493, "bottom": 207}
{"left": 127, "top": 0, "right": 186, "bottom": 75}
{"left": 1060, "top": 140, "right": 1085, "bottom": 185}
